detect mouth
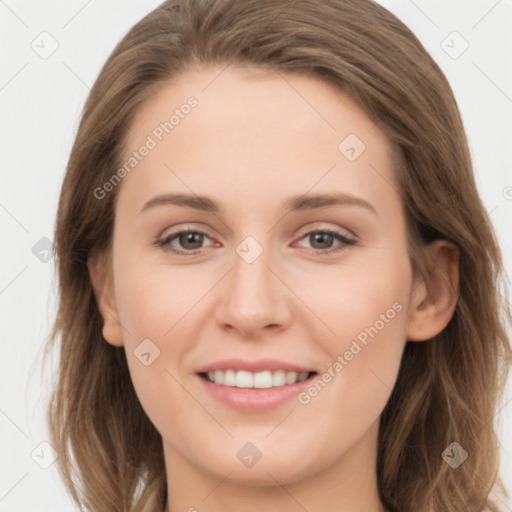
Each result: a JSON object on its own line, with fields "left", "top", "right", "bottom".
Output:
{"left": 198, "top": 369, "right": 317, "bottom": 389}
{"left": 195, "top": 359, "right": 319, "bottom": 411}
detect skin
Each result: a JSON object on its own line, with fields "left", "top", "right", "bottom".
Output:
{"left": 89, "top": 64, "right": 459, "bottom": 512}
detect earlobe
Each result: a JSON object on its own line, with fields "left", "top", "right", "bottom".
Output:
{"left": 406, "top": 240, "right": 459, "bottom": 342}
{"left": 87, "top": 249, "right": 124, "bottom": 347}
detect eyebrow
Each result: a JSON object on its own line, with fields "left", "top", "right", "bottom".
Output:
{"left": 140, "top": 192, "right": 377, "bottom": 216}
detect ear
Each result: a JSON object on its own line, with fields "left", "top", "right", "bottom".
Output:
{"left": 406, "top": 240, "right": 459, "bottom": 342}
{"left": 87, "top": 249, "right": 124, "bottom": 347}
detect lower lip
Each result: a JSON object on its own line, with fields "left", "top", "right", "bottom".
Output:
{"left": 196, "top": 373, "right": 316, "bottom": 412}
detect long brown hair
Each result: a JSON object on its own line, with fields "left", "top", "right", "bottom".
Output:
{"left": 43, "top": 0, "right": 512, "bottom": 510}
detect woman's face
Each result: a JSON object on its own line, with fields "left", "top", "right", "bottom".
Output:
{"left": 96, "top": 64, "right": 425, "bottom": 488}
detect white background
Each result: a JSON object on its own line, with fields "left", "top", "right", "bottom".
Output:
{"left": 1, "top": 0, "right": 511, "bottom": 510}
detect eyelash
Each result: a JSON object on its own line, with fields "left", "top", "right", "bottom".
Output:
{"left": 154, "top": 227, "right": 357, "bottom": 256}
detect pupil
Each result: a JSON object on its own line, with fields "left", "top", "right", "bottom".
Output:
{"left": 312, "top": 232, "right": 332, "bottom": 249}
{"left": 181, "top": 232, "right": 202, "bottom": 249}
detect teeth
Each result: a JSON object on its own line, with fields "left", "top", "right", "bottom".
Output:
{"left": 270, "top": 370, "right": 285, "bottom": 387}
{"left": 236, "top": 370, "right": 253, "bottom": 388}
{"left": 204, "top": 369, "right": 312, "bottom": 388}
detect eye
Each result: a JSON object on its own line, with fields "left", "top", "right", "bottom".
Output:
{"left": 154, "top": 228, "right": 214, "bottom": 255}
{"left": 294, "top": 229, "right": 356, "bottom": 254}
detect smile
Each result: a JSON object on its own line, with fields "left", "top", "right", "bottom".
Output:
{"left": 200, "top": 369, "right": 315, "bottom": 388}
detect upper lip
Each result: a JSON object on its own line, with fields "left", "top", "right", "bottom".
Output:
{"left": 196, "top": 358, "right": 316, "bottom": 374}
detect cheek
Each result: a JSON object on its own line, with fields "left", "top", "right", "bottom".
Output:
{"left": 114, "top": 255, "right": 207, "bottom": 342}
{"left": 329, "top": 267, "right": 408, "bottom": 352}
{"left": 294, "top": 249, "right": 411, "bottom": 355}
{"left": 111, "top": 253, "right": 199, "bottom": 378}
{"left": 294, "top": 246, "right": 411, "bottom": 410}
{"left": 113, "top": 262, "right": 205, "bottom": 433}
{"left": 297, "top": 247, "right": 411, "bottom": 420}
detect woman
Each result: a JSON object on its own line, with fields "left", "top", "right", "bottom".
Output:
{"left": 43, "top": 0, "right": 512, "bottom": 511}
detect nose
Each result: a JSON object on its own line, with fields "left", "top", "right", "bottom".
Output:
{"left": 214, "top": 243, "right": 292, "bottom": 339}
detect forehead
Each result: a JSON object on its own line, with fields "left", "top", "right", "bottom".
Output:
{"left": 118, "top": 64, "right": 399, "bottom": 220}
{"left": 126, "top": 63, "right": 390, "bottom": 150}
{"left": 129, "top": 64, "right": 384, "bottom": 138}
